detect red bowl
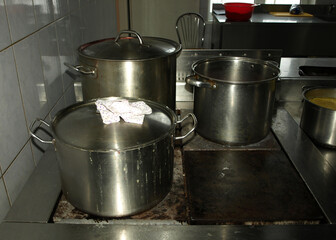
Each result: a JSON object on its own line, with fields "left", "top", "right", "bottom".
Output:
{"left": 224, "top": 3, "right": 256, "bottom": 21}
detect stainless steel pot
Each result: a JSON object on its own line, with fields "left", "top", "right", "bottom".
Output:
{"left": 300, "top": 86, "right": 336, "bottom": 148}
{"left": 186, "top": 57, "right": 280, "bottom": 145}
{"left": 65, "top": 30, "right": 182, "bottom": 110}
{"left": 29, "top": 97, "right": 196, "bottom": 217}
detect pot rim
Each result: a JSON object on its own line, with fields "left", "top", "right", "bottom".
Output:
{"left": 51, "top": 97, "right": 178, "bottom": 153}
{"left": 77, "top": 37, "right": 182, "bottom": 62}
{"left": 191, "top": 56, "right": 280, "bottom": 84}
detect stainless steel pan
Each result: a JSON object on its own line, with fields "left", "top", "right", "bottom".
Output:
{"left": 186, "top": 56, "right": 280, "bottom": 145}
{"left": 300, "top": 86, "right": 336, "bottom": 148}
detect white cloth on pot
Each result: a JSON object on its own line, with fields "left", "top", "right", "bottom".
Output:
{"left": 95, "top": 99, "right": 152, "bottom": 125}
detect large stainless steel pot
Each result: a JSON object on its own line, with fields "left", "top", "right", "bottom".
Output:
{"left": 186, "top": 57, "right": 280, "bottom": 145}
{"left": 300, "top": 86, "right": 336, "bottom": 148}
{"left": 65, "top": 30, "right": 182, "bottom": 110}
{"left": 29, "top": 97, "right": 196, "bottom": 217}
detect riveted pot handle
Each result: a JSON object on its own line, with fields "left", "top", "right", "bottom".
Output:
{"left": 115, "top": 30, "right": 144, "bottom": 45}
{"left": 174, "top": 113, "right": 197, "bottom": 140}
{"left": 186, "top": 75, "right": 217, "bottom": 89}
{"left": 64, "top": 62, "right": 97, "bottom": 77}
{"left": 29, "top": 119, "right": 53, "bottom": 144}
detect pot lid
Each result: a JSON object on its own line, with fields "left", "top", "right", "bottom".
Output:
{"left": 51, "top": 97, "right": 176, "bottom": 152}
{"left": 79, "top": 30, "right": 181, "bottom": 60}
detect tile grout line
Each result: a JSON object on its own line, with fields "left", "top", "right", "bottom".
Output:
{"left": 1, "top": 139, "right": 32, "bottom": 178}
{"left": 1, "top": 174, "right": 12, "bottom": 207}
{"left": 0, "top": 6, "right": 76, "bottom": 54}
{"left": 11, "top": 37, "right": 38, "bottom": 168}
{"left": 3, "top": 0, "right": 13, "bottom": 45}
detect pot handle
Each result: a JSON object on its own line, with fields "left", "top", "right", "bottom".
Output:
{"left": 29, "top": 119, "right": 53, "bottom": 144}
{"left": 64, "top": 62, "right": 97, "bottom": 77}
{"left": 115, "top": 30, "right": 144, "bottom": 45}
{"left": 174, "top": 113, "right": 197, "bottom": 140}
{"left": 186, "top": 75, "right": 217, "bottom": 89}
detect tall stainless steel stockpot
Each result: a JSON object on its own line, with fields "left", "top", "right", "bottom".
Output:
{"left": 186, "top": 57, "right": 280, "bottom": 145}
{"left": 65, "top": 30, "right": 182, "bottom": 110}
{"left": 300, "top": 86, "right": 336, "bottom": 148}
{"left": 29, "top": 97, "right": 196, "bottom": 217}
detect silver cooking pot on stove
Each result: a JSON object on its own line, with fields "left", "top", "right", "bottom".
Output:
{"left": 300, "top": 86, "right": 336, "bottom": 148}
{"left": 65, "top": 30, "right": 181, "bottom": 110}
{"left": 29, "top": 97, "right": 196, "bottom": 217}
{"left": 186, "top": 56, "right": 280, "bottom": 145}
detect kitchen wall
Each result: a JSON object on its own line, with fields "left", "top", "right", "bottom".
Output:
{"left": 129, "top": 0, "right": 200, "bottom": 43}
{"left": 124, "top": 0, "right": 214, "bottom": 48}
{"left": 0, "top": 0, "right": 118, "bottom": 222}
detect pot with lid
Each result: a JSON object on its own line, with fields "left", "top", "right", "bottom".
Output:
{"left": 186, "top": 56, "right": 280, "bottom": 145}
{"left": 65, "top": 30, "right": 182, "bottom": 110}
{"left": 29, "top": 97, "right": 196, "bottom": 217}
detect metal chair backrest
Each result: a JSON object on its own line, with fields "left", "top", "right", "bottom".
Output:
{"left": 176, "top": 13, "right": 206, "bottom": 49}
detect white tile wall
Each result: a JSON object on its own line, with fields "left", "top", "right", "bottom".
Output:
{"left": 50, "top": 95, "right": 65, "bottom": 119}
{"left": 0, "top": 47, "right": 28, "bottom": 171}
{"left": 33, "top": 0, "right": 54, "bottom": 29}
{"left": 53, "top": 0, "right": 68, "bottom": 19}
{"left": 68, "top": 0, "right": 79, "bottom": 11}
{"left": 0, "top": 1, "right": 11, "bottom": 49}
{"left": 38, "top": 23, "right": 63, "bottom": 109}
{"left": 3, "top": 143, "right": 35, "bottom": 205}
{"left": 5, "top": 0, "right": 36, "bottom": 43}
{"left": 0, "top": 178, "right": 10, "bottom": 221}
{"left": 69, "top": 8, "right": 83, "bottom": 52}
{"left": 80, "top": 0, "right": 97, "bottom": 43}
{"left": 13, "top": 33, "right": 49, "bottom": 127}
{"left": 64, "top": 84, "right": 76, "bottom": 106}
{"left": 56, "top": 15, "right": 76, "bottom": 89}
{"left": 0, "top": 0, "right": 118, "bottom": 223}
{"left": 95, "top": 0, "right": 118, "bottom": 39}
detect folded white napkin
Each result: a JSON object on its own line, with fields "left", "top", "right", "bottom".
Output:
{"left": 95, "top": 99, "right": 152, "bottom": 125}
